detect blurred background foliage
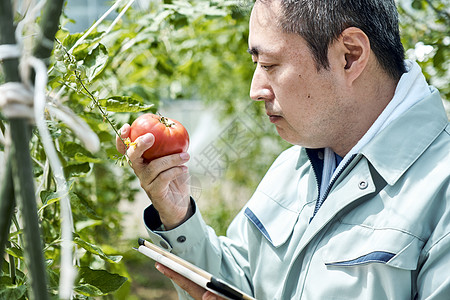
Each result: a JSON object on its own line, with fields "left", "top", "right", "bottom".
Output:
{"left": 398, "top": 0, "right": 449, "bottom": 100}
{"left": 0, "top": 0, "right": 448, "bottom": 299}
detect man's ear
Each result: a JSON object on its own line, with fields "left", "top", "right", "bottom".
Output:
{"left": 338, "top": 27, "right": 370, "bottom": 84}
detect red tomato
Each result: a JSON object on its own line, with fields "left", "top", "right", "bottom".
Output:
{"left": 129, "top": 113, "right": 189, "bottom": 161}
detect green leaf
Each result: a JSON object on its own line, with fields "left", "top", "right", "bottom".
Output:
{"left": 0, "top": 283, "right": 27, "bottom": 300}
{"left": 72, "top": 43, "right": 93, "bottom": 61}
{"left": 47, "top": 269, "right": 60, "bottom": 290}
{"left": 62, "top": 31, "right": 103, "bottom": 51}
{"left": 147, "top": 10, "right": 173, "bottom": 32}
{"left": 62, "top": 32, "right": 84, "bottom": 49}
{"left": 61, "top": 141, "right": 101, "bottom": 163}
{"left": 38, "top": 189, "right": 67, "bottom": 213}
{"left": 74, "top": 283, "right": 103, "bottom": 297}
{"left": 40, "top": 190, "right": 61, "bottom": 205}
{"left": 73, "top": 236, "right": 122, "bottom": 263}
{"left": 202, "top": 6, "right": 228, "bottom": 17}
{"left": 70, "top": 192, "right": 101, "bottom": 220}
{"left": 171, "top": 12, "right": 189, "bottom": 29}
{"left": 73, "top": 153, "right": 102, "bottom": 163}
{"left": 0, "top": 261, "right": 26, "bottom": 283}
{"left": 0, "top": 276, "right": 12, "bottom": 286}
{"left": 5, "top": 247, "right": 24, "bottom": 260}
{"left": 75, "top": 219, "right": 104, "bottom": 232}
{"left": 8, "top": 229, "right": 23, "bottom": 239}
{"left": 76, "top": 267, "right": 127, "bottom": 296}
{"left": 123, "top": 85, "right": 154, "bottom": 102}
{"left": 63, "top": 162, "right": 91, "bottom": 178}
{"left": 46, "top": 119, "right": 63, "bottom": 139}
{"left": 84, "top": 44, "right": 109, "bottom": 82}
{"left": 433, "top": 45, "right": 446, "bottom": 70}
{"left": 411, "top": 0, "right": 423, "bottom": 10}
{"left": 155, "top": 55, "right": 175, "bottom": 76}
{"left": 98, "top": 96, "right": 154, "bottom": 112}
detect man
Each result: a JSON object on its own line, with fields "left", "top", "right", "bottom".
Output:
{"left": 117, "top": 0, "right": 450, "bottom": 299}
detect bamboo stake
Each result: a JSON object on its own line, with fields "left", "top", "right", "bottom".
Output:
{"left": 0, "top": 158, "right": 15, "bottom": 271}
{"left": 9, "top": 118, "right": 49, "bottom": 300}
{"left": 0, "top": 0, "right": 23, "bottom": 274}
{"left": 33, "top": 0, "right": 65, "bottom": 60}
{"left": 0, "top": 0, "right": 65, "bottom": 299}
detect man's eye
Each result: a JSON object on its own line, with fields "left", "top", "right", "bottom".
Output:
{"left": 260, "top": 64, "right": 274, "bottom": 71}
{"left": 252, "top": 61, "right": 274, "bottom": 71}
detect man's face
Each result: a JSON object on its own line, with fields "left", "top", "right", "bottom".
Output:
{"left": 248, "top": 1, "right": 350, "bottom": 148}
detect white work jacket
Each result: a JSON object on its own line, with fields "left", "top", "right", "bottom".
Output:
{"left": 145, "top": 90, "right": 450, "bottom": 299}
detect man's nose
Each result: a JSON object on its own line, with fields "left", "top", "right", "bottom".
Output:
{"left": 250, "top": 68, "right": 273, "bottom": 101}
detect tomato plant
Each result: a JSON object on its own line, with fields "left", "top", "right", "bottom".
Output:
{"left": 129, "top": 113, "right": 189, "bottom": 161}
{"left": 2, "top": 0, "right": 445, "bottom": 298}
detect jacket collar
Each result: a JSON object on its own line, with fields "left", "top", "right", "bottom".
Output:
{"left": 360, "top": 90, "right": 448, "bottom": 186}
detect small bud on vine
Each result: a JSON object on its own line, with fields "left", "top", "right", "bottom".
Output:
{"left": 68, "top": 63, "right": 77, "bottom": 72}
{"left": 54, "top": 49, "right": 64, "bottom": 61}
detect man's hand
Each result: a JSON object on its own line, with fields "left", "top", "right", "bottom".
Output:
{"left": 116, "top": 124, "right": 192, "bottom": 230}
{"left": 155, "top": 263, "right": 225, "bottom": 300}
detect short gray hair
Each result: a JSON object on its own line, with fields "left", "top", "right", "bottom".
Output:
{"left": 259, "top": 0, "right": 406, "bottom": 79}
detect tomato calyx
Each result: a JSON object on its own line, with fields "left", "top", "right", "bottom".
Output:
{"left": 159, "top": 116, "right": 176, "bottom": 128}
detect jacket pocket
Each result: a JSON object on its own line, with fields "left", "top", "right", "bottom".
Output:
{"left": 322, "top": 223, "right": 424, "bottom": 270}
{"left": 245, "top": 190, "right": 303, "bottom": 248}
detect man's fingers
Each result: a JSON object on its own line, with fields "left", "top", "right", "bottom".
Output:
{"left": 116, "top": 124, "right": 130, "bottom": 154}
{"left": 127, "top": 133, "right": 155, "bottom": 162}
{"left": 156, "top": 263, "right": 207, "bottom": 300}
{"left": 203, "top": 291, "right": 221, "bottom": 300}
{"left": 147, "top": 164, "right": 188, "bottom": 188}
{"left": 148, "top": 152, "right": 190, "bottom": 172}
{"left": 140, "top": 153, "right": 190, "bottom": 186}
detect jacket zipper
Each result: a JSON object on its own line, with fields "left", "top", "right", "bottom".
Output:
{"left": 310, "top": 153, "right": 357, "bottom": 220}
{"left": 305, "top": 149, "right": 322, "bottom": 202}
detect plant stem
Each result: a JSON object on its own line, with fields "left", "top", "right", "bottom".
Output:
{"left": 9, "top": 249, "right": 16, "bottom": 284}
{"left": 75, "top": 72, "right": 131, "bottom": 162}
{"left": 55, "top": 38, "right": 131, "bottom": 165}
{"left": 11, "top": 214, "right": 25, "bottom": 252}
{"left": 77, "top": 73, "right": 122, "bottom": 137}
{"left": 0, "top": 157, "right": 15, "bottom": 272}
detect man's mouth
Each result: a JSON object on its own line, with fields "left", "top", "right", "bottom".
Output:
{"left": 267, "top": 113, "right": 282, "bottom": 123}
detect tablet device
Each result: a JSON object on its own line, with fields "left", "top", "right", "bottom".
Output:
{"left": 135, "top": 238, "right": 256, "bottom": 300}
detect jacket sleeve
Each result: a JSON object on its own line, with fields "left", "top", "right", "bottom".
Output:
{"left": 417, "top": 233, "right": 450, "bottom": 299}
{"left": 416, "top": 183, "right": 450, "bottom": 300}
{"left": 143, "top": 199, "right": 254, "bottom": 299}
